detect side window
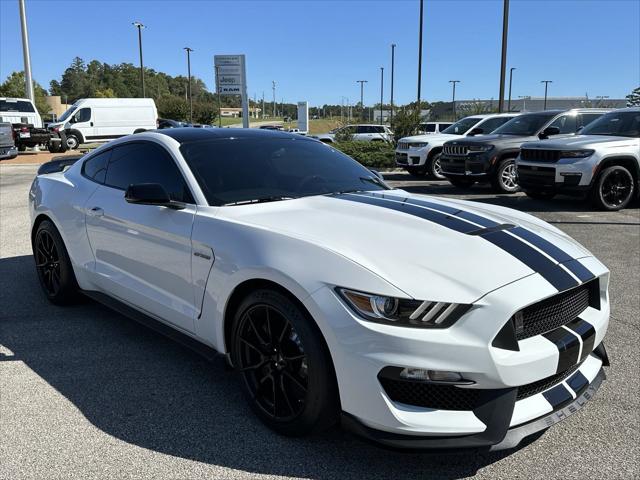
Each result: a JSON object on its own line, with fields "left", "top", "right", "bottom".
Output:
{"left": 74, "top": 108, "right": 91, "bottom": 123}
{"left": 105, "top": 142, "right": 194, "bottom": 203}
{"left": 355, "top": 125, "right": 369, "bottom": 134}
{"left": 548, "top": 115, "right": 577, "bottom": 134}
{"left": 425, "top": 124, "right": 436, "bottom": 133}
{"left": 82, "top": 149, "right": 111, "bottom": 184}
{"left": 578, "top": 113, "right": 601, "bottom": 129}
{"left": 477, "top": 117, "right": 510, "bottom": 133}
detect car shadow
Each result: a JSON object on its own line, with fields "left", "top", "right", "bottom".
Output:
{"left": 1, "top": 254, "right": 535, "bottom": 479}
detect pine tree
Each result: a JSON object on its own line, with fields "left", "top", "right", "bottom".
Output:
{"left": 626, "top": 87, "right": 640, "bottom": 107}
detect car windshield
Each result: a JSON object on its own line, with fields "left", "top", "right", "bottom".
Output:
{"left": 180, "top": 136, "right": 388, "bottom": 206}
{"left": 441, "top": 117, "right": 482, "bottom": 135}
{"left": 580, "top": 110, "right": 640, "bottom": 138}
{"left": 492, "top": 112, "right": 557, "bottom": 136}
{"left": 58, "top": 106, "right": 78, "bottom": 122}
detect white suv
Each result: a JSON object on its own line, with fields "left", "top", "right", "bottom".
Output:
{"left": 395, "top": 113, "right": 519, "bottom": 179}
{"left": 517, "top": 108, "right": 640, "bottom": 211}
{"left": 312, "top": 124, "right": 393, "bottom": 143}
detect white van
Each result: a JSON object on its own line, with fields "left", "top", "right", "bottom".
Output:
{"left": 49, "top": 98, "right": 157, "bottom": 149}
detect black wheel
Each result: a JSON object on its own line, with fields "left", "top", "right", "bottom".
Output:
{"left": 525, "top": 189, "right": 556, "bottom": 200}
{"left": 591, "top": 165, "right": 635, "bottom": 211}
{"left": 57, "top": 132, "right": 69, "bottom": 152}
{"left": 47, "top": 142, "right": 60, "bottom": 153}
{"left": 33, "top": 220, "right": 80, "bottom": 305}
{"left": 491, "top": 159, "right": 520, "bottom": 193}
{"left": 426, "top": 152, "right": 446, "bottom": 180}
{"left": 231, "top": 289, "right": 338, "bottom": 436}
{"left": 65, "top": 134, "right": 79, "bottom": 150}
{"left": 406, "top": 166, "right": 427, "bottom": 177}
{"left": 18, "top": 144, "right": 26, "bottom": 152}
{"left": 448, "top": 177, "right": 475, "bottom": 188}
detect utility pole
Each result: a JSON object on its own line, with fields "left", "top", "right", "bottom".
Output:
{"left": 507, "top": 67, "right": 516, "bottom": 112}
{"left": 356, "top": 80, "right": 368, "bottom": 121}
{"left": 214, "top": 65, "right": 222, "bottom": 127}
{"left": 541, "top": 80, "right": 552, "bottom": 110}
{"left": 497, "top": 0, "right": 509, "bottom": 112}
{"left": 183, "top": 47, "right": 193, "bottom": 123}
{"left": 417, "top": 0, "right": 424, "bottom": 112}
{"left": 132, "top": 21, "right": 146, "bottom": 98}
{"left": 449, "top": 80, "right": 460, "bottom": 120}
{"left": 261, "top": 92, "right": 265, "bottom": 119}
{"left": 272, "top": 81, "right": 276, "bottom": 118}
{"left": 18, "top": 0, "right": 34, "bottom": 101}
{"left": 390, "top": 43, "right": 396, "bottom": 127}
{"left": 379, "top": 67, "right": 384, "bottom": 125}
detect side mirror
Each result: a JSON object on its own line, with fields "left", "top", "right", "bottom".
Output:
{"left": 539, "top": 126, "right": 560, "bottom": 138}
{"left": 576, "top": 126, "right": 584, "bottom": 133}
{"left": 124, "top": 183, "right": 185, "bottom": 210}
{"left": 468, "top": 127, "right": 484, "bottom": 136}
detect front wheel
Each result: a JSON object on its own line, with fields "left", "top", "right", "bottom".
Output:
{"left": 231, "top": 289, "right": 338, "bottom": 436}
{"left": 590, "top": 165, "right": 635, "bottom": 211}
{"left": 65, "top": 134, "right": 80, "bottom": 150}
{"left": 492, "top": 159, "right": 520, "bottom": 193}
{"left": 427, "top": 152, "right": 446, "bottom": 180}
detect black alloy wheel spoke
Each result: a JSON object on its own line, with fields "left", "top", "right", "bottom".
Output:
{"left": 278, "top": 375, "right": 295, "bottom": 415}
{"left": 282, "top": 370, "right": 307, "bottom": 392}
{"left": 36, "top": 231, "right": 61, "bottom": 295}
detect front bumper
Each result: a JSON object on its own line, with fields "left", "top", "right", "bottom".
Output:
{"left": 517, "top": 158, "right": 596, "bottom": 194}
{"left": 304, "top": 258, "right": 610, "bottom": 448}
{"left": 0, "top": 145, "right": 18, "bottom": 159}
{"left": 395, "top": 148, "right": 428, "bottom": 167}
{"left": 440, "top": 153, "right": 493, "bottom": 179}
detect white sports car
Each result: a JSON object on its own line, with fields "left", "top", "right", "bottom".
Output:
{"left": 29, "top": 128, "right": 610, "bottom": 450}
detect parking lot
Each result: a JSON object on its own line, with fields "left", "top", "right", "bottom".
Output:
{"left": 1, "top": 163, "right": 638, "bottom": 479}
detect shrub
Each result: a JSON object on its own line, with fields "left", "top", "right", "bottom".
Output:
{"left": 391, "top": 109, "right": 421, "bottom": 142}
{"left": 333, "top": 141, "right": 395, "bottom": 169}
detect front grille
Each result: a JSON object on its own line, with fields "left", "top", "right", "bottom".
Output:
{"left": 514, "top": 282, "right": 592, "bottom": 341}
{"left": 443, "top": 144, "right": 469, "bottom": 156}
{"left": 517, "top": 165, "right": 555, "bottom": 187}
{"left": 379, "top": 377, "right": 482, "bottom": 411}
{"left": 520, "top": 148, "right": 561, "bottom": 162}
{"left": 397, "top": 142, "right": 410, "bottom": 150}
{"left": 516, "top": 363, "right": 581, "bottom": 401}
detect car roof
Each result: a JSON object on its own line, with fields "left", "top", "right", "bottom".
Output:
{"left": 155, "top": 127, "right": 313, "bottom": 143}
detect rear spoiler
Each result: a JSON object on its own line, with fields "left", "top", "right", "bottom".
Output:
{"left": 37, "top": 155, "right": 84, "bottom": 175}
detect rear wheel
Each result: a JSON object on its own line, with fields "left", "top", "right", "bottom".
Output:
{"left": 448, "top": 177, "right": 475, "bottom": 188}
{"left": 33, "top": 220, "right": 80, "bottom": 305}
{"left": 231, "top": 289, "right": 338, "bottom": 436}
{"left": 525, "top": 189, "right": 556, "bottom": 200}
{"left": 591, "top": 165, "right": 635, "bottom": 211}
{"left": 492, "top": 159, "right": 520, "bottom": 193}
{"left": 18, "top": 144, "right": 26, "bottom": 152}
{"left": 427, "top": 152, "right": 446, "bottom": 180}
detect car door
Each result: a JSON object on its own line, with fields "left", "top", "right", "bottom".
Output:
{"left": 69, "top": 107, "right": 94, "bottom": 141}
{"left": 84, "top": 140, "right": 198, "bottom": 333}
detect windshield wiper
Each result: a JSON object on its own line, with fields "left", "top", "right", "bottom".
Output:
{"left": 223, "top": 195, "right": 297, "bottom": 206}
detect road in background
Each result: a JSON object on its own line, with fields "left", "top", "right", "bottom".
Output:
{"left": 1, "top": 166, "right": 638, "bottom": 479}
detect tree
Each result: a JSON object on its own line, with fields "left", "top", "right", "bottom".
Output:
{"left": 156, "top": 95, "right": 189, "bottom": 121}
{"left": 626, "top": 87, "right": 640, "bottom": 107}
{"left": 0, "top": 71, "right": 50, "bottom": 115}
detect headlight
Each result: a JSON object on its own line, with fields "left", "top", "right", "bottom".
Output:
{"left": 336, "top": 288, "right": 471, "bottom": 328}
{"left": 560, "top": 149, "right": 594, "bottom": 159}
{"left": 468, "top": 145, "right": 494, "bottom": 153}
{"left": 409, "top": 142, "right": 428, "bottom": 148}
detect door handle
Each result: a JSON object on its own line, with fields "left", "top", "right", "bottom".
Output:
{"left": 90, "top": 122, "right": 94, "bottom": 127}
{"left": 87, "top": 206, "right": 104, "bottom": 217}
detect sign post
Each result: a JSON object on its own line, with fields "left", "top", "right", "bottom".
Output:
{"left": 297, "top": 101, "right": 309, "bottom": 134}
{"left": 214, "top": 54, "right": 249, "bottom": 128}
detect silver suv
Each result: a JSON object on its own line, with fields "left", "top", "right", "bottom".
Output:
{"left": 312, "top": 124, "right": 393, "bottom": 143}
{"left": 517, "top": 108, "right": 640, "bottom": 211}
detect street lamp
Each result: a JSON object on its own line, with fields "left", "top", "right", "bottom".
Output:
{"left": 449, "top": 80, "right": 460, "bottom": 120}
{"left": 390, "top": 43, "right": 396, "bottom": 127}
{"left": 417, "top": 0, "right": 424, "bottom": 111}
{"left": 183, "top": 47, "right": 193, "bottom": 123}
{"left": 507, "top": 67, "right": 516, "bottom": 111}
{"left": 497, "top": 0, "right": 509, "bottom": 112}
{"left": 272, "top": 81, "right": 276, "bottom": 118}
{"left": 379, "top": 67, "right": 384, "bottom": 125}
{"left": 356, "top": 80, "right": 368, "bottom": 121}
{"left": 132, "top": 21, "right": 146, "bottom": 98}
{"left": 541, "top": 80, "right": 552, "bottom": 110}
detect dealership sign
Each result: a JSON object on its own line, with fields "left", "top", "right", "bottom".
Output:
{"left": 214, "top": 54, "right": 249, "bottom": 127}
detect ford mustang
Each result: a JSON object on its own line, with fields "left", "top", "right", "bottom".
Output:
{"left": 29, "top": 128, "right": 610, "bottom": 450}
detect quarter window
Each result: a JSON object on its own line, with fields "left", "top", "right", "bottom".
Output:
{"left": 82, "top": 149, "right": 111, "bottom": 184}
{"left": 104, "top": 142, "right": 194, "bottom": 203}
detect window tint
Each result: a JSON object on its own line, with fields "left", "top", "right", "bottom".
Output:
{"left": 548, "top": 115, "right": 577, "bottom": 134}
{"left": 476, "top": 117, "right": 511, "bottom": 134}
{"left": 581, "top": 111, "right": 640, "bottom": 138}
{"left": 82, "top": 149, "right": 111, "bottom": 184}
{"left": 440, "top": 123, "right": 453, "bottom": 130}
{"left": 355, "top": 125, "right": 369, "bottom": 133}
{"left": 442, "top": 117, "right": 482, "bottom": 135}
{"left": 492, "top": 113, "right": 557, "bottom": 136}
{"left": 74, "top": 108, "right": 91, "bottom": 123}
{"left": 424, "top": 124, "right": 436, "bottom": 133}
{"left": 0, "top": 100, "right": 36, "bottom": 113}
{"left": 105, "top": 142, "right": 194, "bottom": 203}
{"left": 578, "top": 113, "right": 602, "bottom": 129}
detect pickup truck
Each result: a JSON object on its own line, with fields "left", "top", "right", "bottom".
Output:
{"left": 0, "top": 97, "right": 67, "bottom": 153}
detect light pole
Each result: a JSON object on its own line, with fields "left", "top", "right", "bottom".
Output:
{"left": 356, "top": 80, "right": 368, "bottom": 121}
{"left": 541, "top": 80, "right": 552, "bottom": 110}
{"left": 390, "top": 43, "right": 396, "bottom": 127}
{"left": 497, "top": 0, "right": 509, "bottom": 112}
{"left": 449, "top": 80, "right": 460, "bottom": 120}
{"left": 215, "top": 65, "right": 222, "bottom": 127}
{"left": 379, "top": 67, "right": 384, "bottom": 125}
{"left": 132, "top": 21, "right": 146, "bottom": 98}
{"left": 272, "top": 81, "right": 276, "bottom": 118}
{"left": 417, "top": 0, "right": 424, "bottom": 112}
{"left": 507, "top": 67, "right": 516, "bottom": 111}
{"left": 18, "top": 0, "right": 34, "bottom": 101}
{"left": 183, "top": 47, "right": 193, "bottom": 123}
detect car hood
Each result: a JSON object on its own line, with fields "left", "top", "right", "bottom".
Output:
{"left": 522, "top": 135, "right": 638, "bottom": 149}
{"left": 217, "top": 190, "right": 593, "bottom": 303}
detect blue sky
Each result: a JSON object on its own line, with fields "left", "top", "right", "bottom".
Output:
{"left": 1, "top": 0, "right": 639, "bottom": 106}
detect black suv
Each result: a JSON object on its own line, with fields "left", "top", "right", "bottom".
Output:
{"left": 439, "top": 109, "right": 608, "bottom": 192}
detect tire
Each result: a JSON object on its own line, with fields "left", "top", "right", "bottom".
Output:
{"left": 448, "top": 177, "right": 475, "bottom": 188}
{"left": 406, "top": 166, "right": 427, "bottom": 177}
{"left": 590, "top": 165, "right": 635, "bottom": 211}
{"left": 47, "top": 142, "right": 61, "bottom": 154}
{"left": 525, "top": 189, "right": 556, "bottom": 200}
{"left": 426, "top": 152, "right": 446, "bottom": 180}
{"left": 65, "top": 133, "right": 80, "bottom": 150}
{"left": 33, "top": 220, "right": 80, "bottom": 305}
{"left": 18, "top": 144, "right": 26, "bottom": 152}
{"left": 231, "top": 289, "right": 339, "bottom": 436}
{"left": 491, "top": 159, "right": 520, "bottom": 193}
{"left": 133, "top": 129, "right": 146, "bottom": 134}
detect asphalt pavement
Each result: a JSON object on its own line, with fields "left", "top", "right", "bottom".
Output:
{"left": 1, "top": 165, "right": 638, "bottom": 479}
